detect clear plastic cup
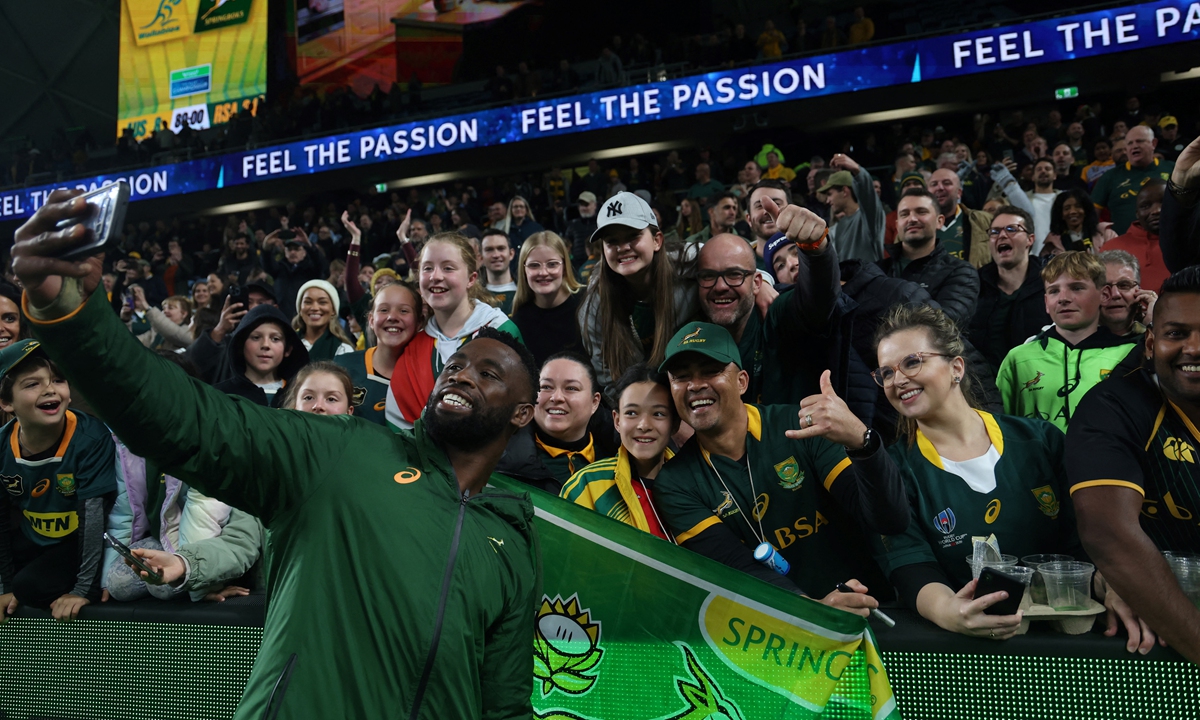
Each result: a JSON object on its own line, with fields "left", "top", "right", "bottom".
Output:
{"left": 1021, "top": 554, "right": 1075, "bottom": 605}
{"left": 966, "top": 554, "right": 1018, "bottom": 581}
{"left": 1164, "top": 552, "right": 1200, "bottom": 608}
{"left": 1037, "top": 561, "right": 1095, "bottom": 611}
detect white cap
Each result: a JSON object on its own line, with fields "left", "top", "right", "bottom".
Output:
{"left": 590, "top": 191, "right": 657, "bottom": 243}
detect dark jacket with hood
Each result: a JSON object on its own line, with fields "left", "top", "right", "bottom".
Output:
{"left": 876, "top": 240, "right": 980, "bottom": 328}
{"left": 969, "top": 257, "right": 1052, "bottom": 376}
{"left": 215, "top": 305, "right": 309, "bottom": 407}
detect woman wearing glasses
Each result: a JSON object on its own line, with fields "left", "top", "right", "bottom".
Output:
{"left": 511, "top": 231, "right": 585, "bottom": 367}
{"left": 872, "top": 304, "right": 1081, "bottom": 640}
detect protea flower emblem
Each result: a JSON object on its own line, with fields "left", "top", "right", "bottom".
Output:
{"left": 533, "top": 594, "right": 604, "bottom": 697}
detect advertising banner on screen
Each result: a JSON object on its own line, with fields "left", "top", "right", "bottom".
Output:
{"left": 118, "top": 0, "right": 267, "bottom": 140}
{"left": 6, "top": 0, "right": 1198, "bottom": 221}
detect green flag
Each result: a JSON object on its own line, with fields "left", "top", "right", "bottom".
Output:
{"left": 491, "top": 477, "right": 902, "bottom": 720}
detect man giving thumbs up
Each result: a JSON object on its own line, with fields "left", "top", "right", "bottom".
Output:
{"left": 652, "top": 321, "right": 910, "bottom": 613}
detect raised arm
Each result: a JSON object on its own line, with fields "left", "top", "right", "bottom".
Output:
{"left": 1161, "top": 136, "right": 1200, "bottom": 272}
{"left": 759, "top": 196, "right": 841, "bottom": 335}
{"left": 13, "top": 190, "right": 350, "bottom": 524}
{"left": 341, "top": 211, "right": 365, "bottom": 305}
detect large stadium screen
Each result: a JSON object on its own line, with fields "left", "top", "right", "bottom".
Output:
{"left": 118, "top": 0, "right": 268, "bottom": 141}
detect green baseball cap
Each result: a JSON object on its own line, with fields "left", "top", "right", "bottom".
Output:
{"left": 659, "top": 322, "right": 741, "bottom": 373}
{"left": 817, "top": 170, "right": 855, "bottom": 194}
{"left": 0, "top": 340, "right": 44, "bottom": 383}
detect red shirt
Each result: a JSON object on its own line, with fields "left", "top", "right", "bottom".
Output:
{"left": 1105, "top": 221, "right": 1168, "bottom": 292}
{"left": 630, "top": 479, "right": 669, "bottom": 541}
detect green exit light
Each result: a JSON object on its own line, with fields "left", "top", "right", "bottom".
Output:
{"left": 375, "top": 183, "right": 388, "bottom": 192}
{"left": 1055, "top": 86, "right": 1079, "bottom": 99}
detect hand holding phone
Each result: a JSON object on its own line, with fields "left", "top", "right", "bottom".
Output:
{"left": 52, "top": 181, "right": 130, "bottom": 261}
{"left": 977, "top": 567, "right": 1028, "bottom": 616}
{"left": 103, "top": 532, "right": 163, "bottom": 584}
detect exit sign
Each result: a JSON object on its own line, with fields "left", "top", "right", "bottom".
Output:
{"left": 1055, "top": 86, "right": 1079, "bottom": 99}
{"left": 375, "top": 183, "right": 388, "bottom": 192}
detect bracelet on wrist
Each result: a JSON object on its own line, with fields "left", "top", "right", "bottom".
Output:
{"left": 796, "top": 228, "right": 829, "bottom": 253}
{"left": 1167, "top": 177, "right": 1200, "bottom": 205}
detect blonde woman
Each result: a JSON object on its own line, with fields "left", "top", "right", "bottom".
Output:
{"left": 511, "top": 231, "right": 584, "bottom": 366}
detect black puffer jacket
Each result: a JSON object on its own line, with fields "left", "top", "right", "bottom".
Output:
{"left": 214, "top": 305, "right": 309, "bottom": 407}
{"left": 969, "top": 258, "right": 1051, "bottom": 376}
{"left": 840, "top": 260, "right": 1001, "bottom": 443}
{"left": 876, "top": 241, "right": 980, "bottom": 328}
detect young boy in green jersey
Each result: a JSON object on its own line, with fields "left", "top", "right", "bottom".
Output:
{"left": 0, "top": 340, "right": 117, "bottom": 621}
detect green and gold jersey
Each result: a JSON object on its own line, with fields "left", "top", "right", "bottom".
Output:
{"left": 1, "top": 411, "right": 117, "bottom": 546}
{"left": 487, "top": 282, "right": 517, "bottom": 316}
{"left": 1067, "top": 367, "right": 1200, "bottom": 554}
{"left": 655, "top": 403, "right": 888, "bottom": 596}
{"left": 876, "top": 411, "right": 1079, "bottom": 589}
{"left": 561, "top": 446, "right": 675, "bottom": 535}
{"left": 334, "top": 347, "right": 389, "bottom": 426}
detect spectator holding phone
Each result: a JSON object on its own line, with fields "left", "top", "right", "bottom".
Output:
{"left": 562, "top": 363, "right": 678, "bottom": 540}
{"left": 293, "top": 280, "right": 355, "bottom": 361}
{"left": 215, "top": 305, "right": 309, "bottom": 407}
{"left": 105, "top": 353, "right": 253, "bottom": 603}
{"left": 1098, "top": 251, "right": 1155, "bottom": 339}
{"left": 870, "top": 305, "right": 1080, "bottom": 640}
{"left": 0, "top": 340, "right": 117, "bottom": 622}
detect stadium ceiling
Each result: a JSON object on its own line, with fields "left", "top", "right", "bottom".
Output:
{"left": 0, "top": 0, "right": 119, "bottom": 152}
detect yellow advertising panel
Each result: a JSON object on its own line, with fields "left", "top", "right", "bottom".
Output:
{"left": 118, "top": 0, "right": 267, "bottom": 139}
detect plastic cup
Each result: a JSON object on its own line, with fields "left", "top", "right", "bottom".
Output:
{"left": 966, "top": 554, "right": 1018, "bottom": 581}
{"left": 1164, "top": 552, "right": 1200, "bottom": 608}
{"left": 1037, "top": 561, "right": 1095, "bottom": 611}
{"left": 1022, "top": 554, "right": 1075, "bottom": 605}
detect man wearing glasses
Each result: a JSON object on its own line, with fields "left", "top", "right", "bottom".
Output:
{"left": 1097, "top": 250, "right": 1156, "bottom": 339}
{"left": 653, "top": 322, "right": 908, "bottom": 608}
{"left": 996, "top": 251, "right": 1141, "bottom": 432}
{"left": 692, "top": 199, "right": 845, "bottom": 407}
{"left": 968, "top": 206, "right": 1051, "bottom": 375}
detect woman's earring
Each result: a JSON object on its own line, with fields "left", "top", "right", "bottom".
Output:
{"left": 953, "top": 376, "right": 962, "bottom": 384}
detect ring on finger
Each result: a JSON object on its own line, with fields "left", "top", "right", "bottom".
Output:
{"left": 989, "top": 631, "right": 995, "bottom": 638}
{"left": 805, "top": 414, "right": 814, "bottom": 428}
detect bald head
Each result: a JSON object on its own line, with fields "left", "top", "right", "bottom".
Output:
{"left": 697, "top": 234, "right": 761, "bottom": 337}
{"left": 699, "top": 233, "right": 757, "bottom": 270}
{"left": 928, "top": 168, "right": 962, "bottom": 217}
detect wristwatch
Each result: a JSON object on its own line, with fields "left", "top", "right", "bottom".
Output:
{"left": 845, "top": 428, "right": 877, "bottom": 458}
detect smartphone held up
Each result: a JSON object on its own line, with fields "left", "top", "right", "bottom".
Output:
{"left": 53, "top": 181, "right": 130, "bottom": 261}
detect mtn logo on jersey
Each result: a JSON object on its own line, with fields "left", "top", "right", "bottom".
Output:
{"left": 933, "top": 508, "right": 956, "bottom": 534}
{"left": 2, "top": 474, "right": 21, "bottom": 496}
{"left": 1164, "top": 437, "right": 1196, "bottom": 463}
{"left": 1031, "top": 485, "right": 1060, "bottom": 518}
{"left": 23, "top": 510, "right": 76, "bottom": 538}
{"left": 774, "top": 457, "right": 804, "bottom": 490}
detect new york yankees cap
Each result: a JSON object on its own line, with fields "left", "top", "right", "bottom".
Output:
{"left": 590, "top": 192, "right": 658, "bottom": 243}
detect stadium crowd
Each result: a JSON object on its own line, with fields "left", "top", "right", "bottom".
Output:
{"left": 3, "top": 87, "right": 1200, "bottom": 714}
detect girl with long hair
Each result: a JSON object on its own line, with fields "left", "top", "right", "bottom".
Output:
{"left": 578, "top": 193, "right": 695, "bottom": 397}
{"left": 333, "top": 282, "right": 424, "bottom": 427}
{"left": 871, "top": 305, "right": 1081, "bottom": 640}
{"left": 675, "top": 197, "right": 706, "bottom": 239}
{"left": 510, "top": 231, "right": 584, "bottom": 366}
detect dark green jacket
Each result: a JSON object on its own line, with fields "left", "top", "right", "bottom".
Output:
{"left": 32, "top": 291, "right": 540, "bottom": 720}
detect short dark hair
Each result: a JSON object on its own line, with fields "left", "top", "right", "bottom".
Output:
{"left": 471, "top": 327, "right": 538, "bottom": 403}
{"left": 481, "top": 227, "right": 509, "bottom": 244}
{"left": 154, "top": 349, "right": 200, "bottom": 380}
{"left": 1033, "top": 157, "right": 1056, "bottom": 172}
{"left": 710, "top": 191, "right": 740, "bottom": 209}
{"left": 0, "top": 353, "right": 59, "bottom": 405}
{"left": 1158, "top": 265, "right": 1200, "bottom": 299}
{"left": 1093, "top": 138, "right": 1111, "bottom": 150}
{"left": 991, "top": 205, "right": 1035, "bottom": 234}
{"left": 613, "top": 362, "right": 677, "bottom": 419}
{"left": 542, "top": 351, "right": 601, "bottom": 396}
{"left": 899, "top": 187, "right": 937, "bottom": 206}
{"left": 747, "top": 179, "right": 792, "bottom": 207}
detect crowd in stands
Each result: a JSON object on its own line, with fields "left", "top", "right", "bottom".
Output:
{"left": 6, "top": 3, "right": 903, "bottom": 189}
{"left": 4, "top": 85, "right": 1200, "bottom": 672}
